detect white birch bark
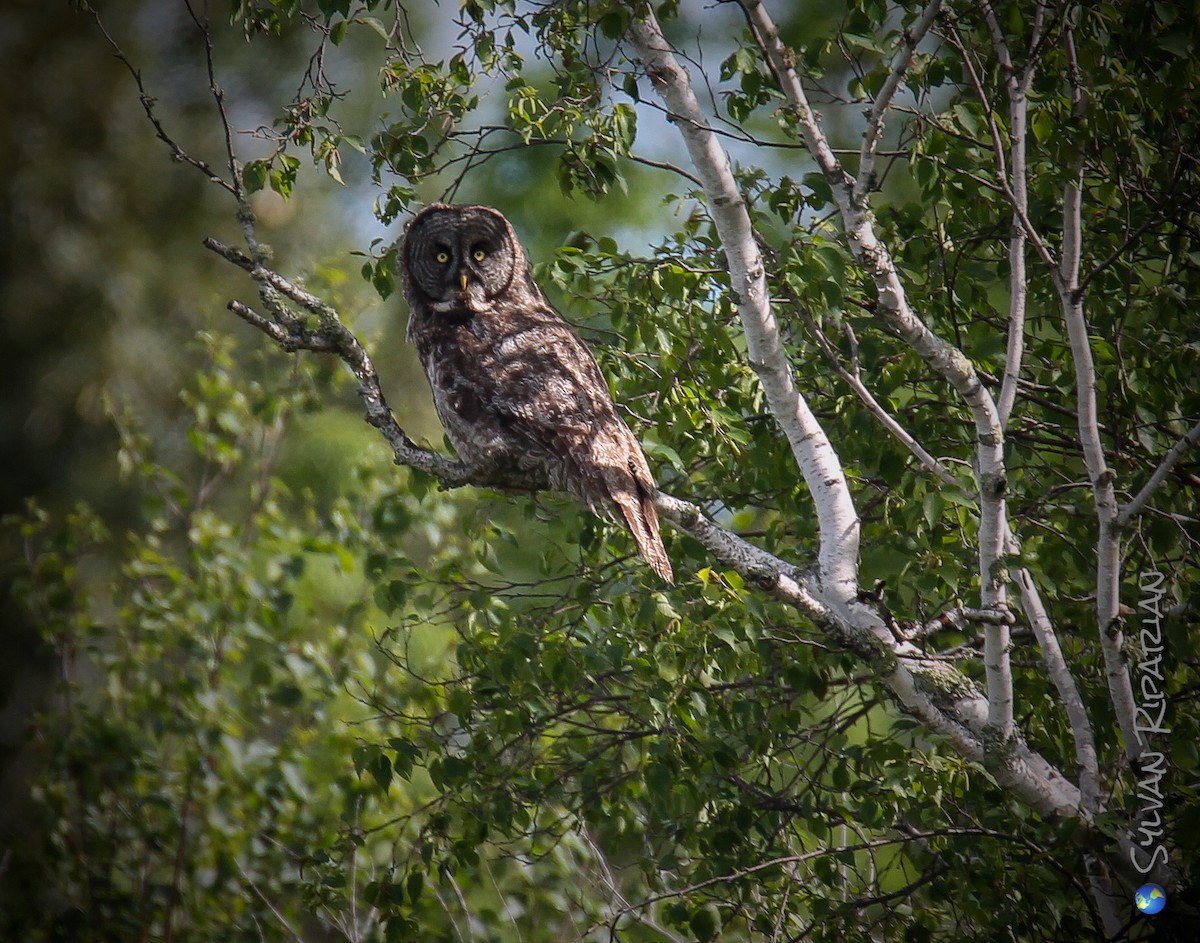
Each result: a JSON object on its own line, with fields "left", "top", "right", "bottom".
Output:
{"left": 624, "top": 16, "right": 860, "bottom": 607}
{"left": 1059, "top": 183, "right": 1141, "bottom": 763}
{"left": 1118, "top": 418, "right": 1200, "bottom": 526}
{"left": 971, "top": 0, "right": 1052, "bottom": 436}
{"left": 737, "top": 0, "right": 1014, "bottom": 740}
{"left": 1056, "top": 27, "right": 1142, "bottom": 762}
{"left": 967, "top": 9, "right": 1128, "bottom": 930}
{"left": 1013, "top": 565, "right": 1100, "bottom": 812}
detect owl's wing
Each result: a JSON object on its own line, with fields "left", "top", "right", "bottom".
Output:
{"left": 488, "top": 320, "right": 611, "bottom": 439}
{"left": 484, "top": 317, "right": 673, "bottom": 583}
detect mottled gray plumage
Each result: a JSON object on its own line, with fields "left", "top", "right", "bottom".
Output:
{"left": 399, "top": 203, "right": 673, "bottom": 583}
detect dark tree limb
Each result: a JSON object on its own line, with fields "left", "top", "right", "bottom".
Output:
{"left": 203, "top": 236, "right": 475, "bottom": 487}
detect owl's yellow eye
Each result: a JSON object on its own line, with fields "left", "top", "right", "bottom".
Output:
{"left": 472, "top": 248, "right": 487, "bottom": 262}
{"left": 435, "top": 250, "right": 450, "bottom": 264}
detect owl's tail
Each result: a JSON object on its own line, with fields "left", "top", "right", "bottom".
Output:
{"left": 613, "top": 469, "right": 674, "bottom": 585}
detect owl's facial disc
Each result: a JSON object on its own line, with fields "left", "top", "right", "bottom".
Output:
{"left": 404, "top": 204, "right": 518, "bottom": 315}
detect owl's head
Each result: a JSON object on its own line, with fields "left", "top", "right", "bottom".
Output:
{"left": 400, "top": 204, "right": 524, "bottom": 311}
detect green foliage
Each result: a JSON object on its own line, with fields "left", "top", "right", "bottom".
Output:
{"left": 4, "top": 338, "right": 443, "bottom": 940}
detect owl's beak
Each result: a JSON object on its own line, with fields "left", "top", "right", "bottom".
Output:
{"left": 459, "top": 272, "right": 470, "bottom": 292}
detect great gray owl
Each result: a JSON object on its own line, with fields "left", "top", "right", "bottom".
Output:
{"left": 399, "top": 203, "right": 673, "bottom": 583}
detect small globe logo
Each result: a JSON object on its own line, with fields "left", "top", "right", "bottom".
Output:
{"left": 1135, "top": 883, "right": 1166, "bottom": 915}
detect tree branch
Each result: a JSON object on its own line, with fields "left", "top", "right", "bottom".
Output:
{"left": 1117, "top": 417, "right": 1200, "bottom": 527}
{"left": 183, "top": 0, "right": 262, "bottom": 257}
{"left": 625, "top": 10, "right": 861, "bottom": 606}
{"left": 1012, "top": 565, "right": 1100, "bottom": 813}
{"left": 737, "top": 0, "right": 1014, "bottom": 741}
{"left": 907, "top": 605, "right": 1014, "bottom": 641}
{"left": 970, "top": 0, "right": 1047, "bottom": 428}
{"left": 1056, "top": 24, "right": 1141, "bottom": 765}
{"left": 854, "top": 2, "right": 943, "bottom": 208}
{"left": 942, "top": 13, "right": 1062, "bottom": 290}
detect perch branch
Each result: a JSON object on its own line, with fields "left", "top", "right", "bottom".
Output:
{"left": 203, "top": 236, "right": 473, "bottom": 486}
{"left": 203, "top": 237, "right": 828, "bottom": 612}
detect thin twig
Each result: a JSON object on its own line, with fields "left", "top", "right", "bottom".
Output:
{"left": 88, "top": 6, "right": 235, "bottom": 195}
{"left": 793, "top": 296, "right": 957, "bottom": 486}
{"left": 1118, "top": 418, "right": 1200, "bottom": 527}
{"left": 854, "top": 2, "right": 943, "bottom": 207}
{"left": 183, "top": 0, "right": 261, "bottom": 255}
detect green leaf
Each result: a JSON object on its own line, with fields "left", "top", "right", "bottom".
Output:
{"left": 923, "top": 492, "right": 945, "bottom": 530}
{"left": 689, "top": 905, "right": 720, "bottom": 943}
{"left": 370, "top": 751, "right": 393, "bottom": 792}
{"left": 385, "top": 915, "right": 417, "bottom": 942}
{"left": 242, "top": 159, "right": 268, "bottom": 193}
{"left": 406, "top": 870, "right": 424, "bottom": 903}
{"left": 270, "top": 683, "right": 303, "bottom": 707}
{"left": 354, "top": 15, "right": 391, "bottom": 42}
{"left": 599, "top": 8, "right": 630, "bottom": 39}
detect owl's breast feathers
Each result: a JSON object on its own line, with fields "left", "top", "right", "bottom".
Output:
{"left": 412, "top": 300, "right": 606, "bottom": 456}
{"left": 409, "top": 298, "right": 673, "bottom": 583}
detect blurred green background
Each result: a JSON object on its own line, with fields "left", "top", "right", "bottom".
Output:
{"left": 0, "top": 0, "right": 674, "bottom": 842}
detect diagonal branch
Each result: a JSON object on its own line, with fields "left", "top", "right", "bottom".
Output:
{"left": 854, "top": 1, "right": 943, "bottom": 207}
{"left": 737, "top": 0, "right": 1014, "bottom": 741}
{"left": 203, "top": 236, "right": 472, "bottom": 486}
{"left": 794, "top": 297, "right": 957, "bottom": 487}
{"left": 625, "top": 11, "right": 861, "bottom": 606}
{"left": 942, "top": 14, "right": 1061, "bottom": 288}
{"left": 1117, "top": 418, "right": 1200, "bottom": 527}
{"left": 1013, "top": 565, "right": 1100, "bottom": 812}
{"left": 200, "top": 238, "right": 1093, "bottom": 823}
